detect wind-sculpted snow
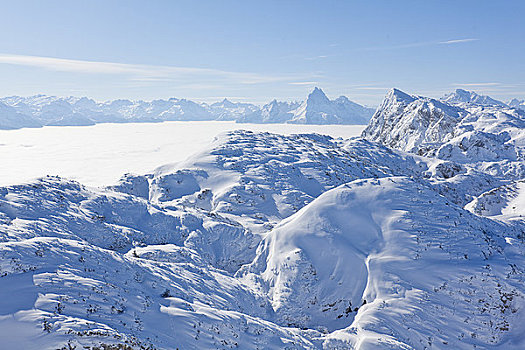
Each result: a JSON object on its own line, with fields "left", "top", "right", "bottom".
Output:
{"left": 1, "top": 127, "right": 525, "bottom": 349}
{"left": 240, "top": 177, "right": 525, "bottom": 348}
{"left": 147, "top": 131, "right": 431, "bottom": 231}
{"left": 466, "top": 179, "right": 525, "bottom": 219}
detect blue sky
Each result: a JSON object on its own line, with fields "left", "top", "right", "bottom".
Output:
{"left": 0, "top": 0, "right": 524, "bottom": 105}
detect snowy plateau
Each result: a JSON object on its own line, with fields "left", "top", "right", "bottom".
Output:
{"left": 1, "top": 87, "right": 525, "bottom": 350}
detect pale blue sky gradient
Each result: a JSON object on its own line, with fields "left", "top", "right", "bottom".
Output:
{"left": 0, "top": 0, "right": 524, "bottom": 105}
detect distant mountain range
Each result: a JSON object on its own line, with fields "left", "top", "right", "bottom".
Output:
{"left": 2, "top": 85, "right": 525, "bottom": 349}
{"left": 0, "top": 88, "right": 375, "bottom": 130}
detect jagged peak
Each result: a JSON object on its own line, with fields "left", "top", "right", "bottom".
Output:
{"left": 385, "top": 88, "right": 416, "bottom": 104}
{"left": 222, "top": 98, "right": 239, "bottom": 107}
{"left": 306, "top": 87, "right": 330, "bottom": 103}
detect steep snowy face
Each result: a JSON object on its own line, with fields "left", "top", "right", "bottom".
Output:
{"left": 0, "top": 102, "right": 41, "bottom": 129}
{"left": 362, "top": 88, "right": 465, "bottom": 154}
{"left": 363, "top": 89, "right": 525, "bottom": 180}
{"left": 442, "top": 88, "right": 507, "bottom": 107}
{"left": 288, "top": 87, "right": 374, "bottom": 125}
{"left": 306, "top": 86, "right": 331, "bottom": 105}
{"left": 240, "top": 177, "right": 525, "bottom": 348}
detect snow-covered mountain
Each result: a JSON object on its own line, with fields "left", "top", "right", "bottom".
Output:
{"left": 208, "top": 99, "right": 260, "bottom": 121}
{"left": 2, "top": 120, "right": 525, "bottom": 348}
{"left": 442, "top": 88, "right": 508, "bottom": 107}
{"left": 509, "top": 98, "right": 525, "bottom": 112}
{"left": 0, "top": 89, "right": 373, "bottom": 129}
{"left": 238, "top": 87, "right": 374, "bottom": 125}
{"left": 287, "top": 87, "right": 374, "bottom": 125}
{"left": 2, "top": 86, "right": 525, "bottom": 349}
{"left": 363, "top": 88, "right": 525, "bottom": 179}
{"left": 362, "top": 88, "right": 466, "bottom": 154}
{"left": 239, "top": 88, "right": 373, "bottom": 125}
{"left": 237, "top": 99, "right": 301, "bottom": 123}
{"left": 0, "top": 102, "right": 41, "bottom": 129}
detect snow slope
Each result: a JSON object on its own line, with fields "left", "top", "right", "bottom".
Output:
{"left": 240, "top": 177, "right": 525, "bottom": 348}
{"left": 0, "top": 128, "right": 524, "bottom": 348}
{"left": 286, "top": 88, "right": 373, "bottom": 125}
{"left": 1, "top": 88, "right": 525, "bottom": 349}
{"left": 0, "top": 121, "right": 366, "bottom": 187}
{"left": 363, "top": 88, "right": 525, "bottom": 180}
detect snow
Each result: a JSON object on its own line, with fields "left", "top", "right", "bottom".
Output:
{"left": 443, "top": 88, "right": 508, "bottom": 107}
{"left": 0, "top": 88, "right": 374, "bottom": 129}
{"left": 241, "top": 177, "right": 525, "bottom": 348}
{"left": 287, "top": 87, "right": 374, "bottom": 125}
{"left": 0, "top": 121, "right": 365, "bottom": 187}
{"left": 363, "top": 88, "right": 525, "bottom": 180}
{"left": 509, "top": 98, "right": 525, "bottom": 112}
{"left": 1, "top": 87, "right": 525, "bottom": 349}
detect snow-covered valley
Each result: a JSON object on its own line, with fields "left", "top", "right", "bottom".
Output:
{"left": 1, "top": 88, "right": 525, "bottom": 349}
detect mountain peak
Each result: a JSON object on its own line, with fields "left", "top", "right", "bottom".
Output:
{"left": 210, "top": 98, "right": 237, "bottom": 108}
{"left": 308, "top": 87, "right": 329, "bottom": 99}
{"left": 386, "top": 88, "right": 415, "bottom": 104}
{"left": 454, "top": 88, "right": 477, "bottom": 99}
{"left": 508, "top": 98, "right": 525, "bottom": 108}
{"left": 442, "top": 89, "right": 506, "bottom": 107}
{"left": 221, "top": 98, "right": 236, "bottom": 107}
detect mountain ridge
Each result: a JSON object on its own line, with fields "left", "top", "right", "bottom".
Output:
{"left": 2, "top": 86, "right": 525, "bottom": 349}
{"left": 0, "top": 88, "right": 374, "bottom": 129}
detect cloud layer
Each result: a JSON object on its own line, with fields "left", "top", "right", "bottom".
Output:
{"left": 0, "top": 53, "right": 293, "bottom": 85}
